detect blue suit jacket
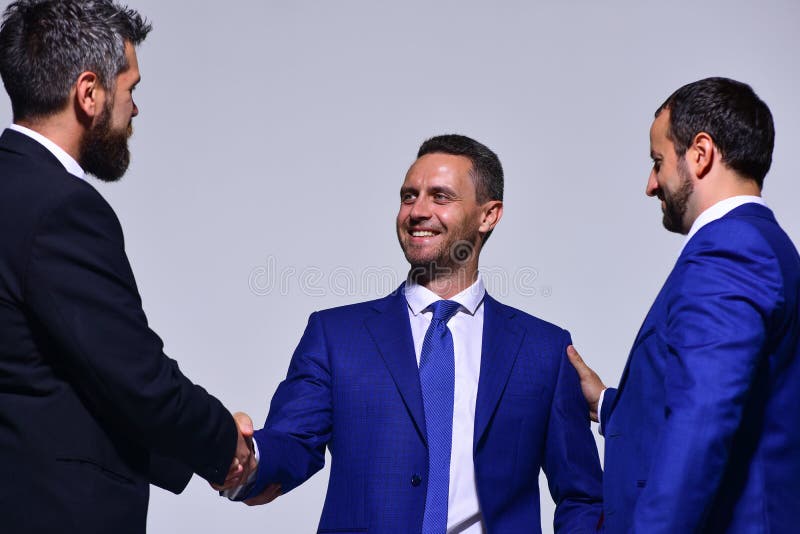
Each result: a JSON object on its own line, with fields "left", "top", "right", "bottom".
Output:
{"left": 601, "top": 203, "right": 800, "bottom": 533}
{"left": 248, "top": 288, "right": 602, "bottom": 533}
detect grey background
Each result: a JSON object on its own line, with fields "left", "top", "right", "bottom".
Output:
{"left": 2, "top": 0, "right": 799, "bottom": 532}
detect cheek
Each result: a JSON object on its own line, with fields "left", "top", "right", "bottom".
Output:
{"left": 396, "top": 206, "right": 409, "bottom": 225}
{"left": 434, "top": 207, "right": 455, "bottom": 224}
{"left": 115, "top": 97, "right": 133, "bottom": 118}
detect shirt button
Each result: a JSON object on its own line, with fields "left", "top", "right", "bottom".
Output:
{"left": 411, "top": 474, "right": 422, "bottom": 487}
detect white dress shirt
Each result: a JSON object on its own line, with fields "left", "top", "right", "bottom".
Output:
{"left": 598, "top": 195, "right": 768, "bottom": 433}
{"left": 404, "top": 277, "right": 486, "bottom": 534}
{"left": 7, "top": 124, "right": 85, "bottom": 179}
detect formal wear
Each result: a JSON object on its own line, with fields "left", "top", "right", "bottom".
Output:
{"left": 600, "top": 199, "right": 800, "bottom": 532}
{"left": 0, "top": 128, "right": 238, "bottom": 533}
{"left": 243, "top": 279, "right": 603, "bottom": 533}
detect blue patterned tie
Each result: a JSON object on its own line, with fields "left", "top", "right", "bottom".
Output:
{"left": 420, "top": 299, "right": 462, "bottom": 534}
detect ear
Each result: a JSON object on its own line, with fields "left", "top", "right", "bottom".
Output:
{"left": 688, "top": 132, "right": 715, "bottom": 179}
{"left": 73, "top": 71, "right": 105, "bottom": 122}
{"left": 479, "top": 200, "right": 503, "bottom": 234}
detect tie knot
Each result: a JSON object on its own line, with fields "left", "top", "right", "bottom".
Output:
{"left": 429, "top": 299, "right": 461, "bottom": 325}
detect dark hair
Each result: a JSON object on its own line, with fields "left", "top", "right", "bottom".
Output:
{"left": 417, "top": 134, "right": 504, "bottom": 203}
{"left": 0, "top": 0, "right": 151, "bottom": 121}
{"left": 656, "top": 77, "right": 774, "bottom": 188}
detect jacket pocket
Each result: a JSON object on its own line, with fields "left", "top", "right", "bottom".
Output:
{"left": 55, "top": 456, "right": 135, "bottom": 485}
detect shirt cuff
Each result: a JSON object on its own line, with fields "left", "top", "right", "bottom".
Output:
{"left": 597, "top": 388, "right": 607, "bottom": 436}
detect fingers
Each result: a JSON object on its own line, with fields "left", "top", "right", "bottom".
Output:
{"left": 234, "top": 411, "right": 254, "bottom": 439}
{"left": 244, "top": 483, "right": 282, "bottom": 506}
{"left": 566, "top": 344, "right": 607, "bottom": 423}
{"left": 211, "top": 458, "right": 246, "bottom": 491}
{"left": 567, "top": 345, "right": 590, "bottom": 377}
{"left": 214, "top": 412, "right": 258, "bottom": 491}
{"left": 235, "top": 413, "right": 259, "bottom": 480}
{"left": 209, "top": 412, "right": 259, "bottom": 492}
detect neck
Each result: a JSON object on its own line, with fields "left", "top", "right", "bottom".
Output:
{"left": 16, "top": 115, "right": 83, "bottom": 162}
{"left": 686, "top": 173, "right": 761, "bottom": 230}
{"left": 408, "top": 264, "right": 478, "bottom": 299}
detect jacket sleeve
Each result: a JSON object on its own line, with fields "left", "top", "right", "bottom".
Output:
{"left": 23, "top": 186, "right": 237, "bottom": 485}
{"left": 246, "top": 311, "right": 331, "bottom": 497}
{"left": 630, "top": 221, "right": 782, "bottom": 532}
{"left": 544, "top": 330, "right": 604, "bottom": 533}
{"left": 599, "top": 387, "right": 617, "bottom": 435}
{"left": 148, "top": 453, "right": 193, "bottom": 494}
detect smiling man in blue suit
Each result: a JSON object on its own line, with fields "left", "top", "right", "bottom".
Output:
{"left": 569, "top": 77, "right": 800, "bottom": 533}
{"left": 232, "top": 135, "right": 603, "bottom": 532}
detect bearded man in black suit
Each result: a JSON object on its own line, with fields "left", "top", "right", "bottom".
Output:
{"left": 0, "top": 1, "right": 255, "bottom": 532}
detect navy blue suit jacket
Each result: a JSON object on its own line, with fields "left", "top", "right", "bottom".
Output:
{"left": 0, "top": 130, "right": 237, "bottom": 533}
{"left": 248, "top": 288, "right": 602, "bottom": 533}
{"left": 601, "top": 203, "right": 800, "bottom": 532}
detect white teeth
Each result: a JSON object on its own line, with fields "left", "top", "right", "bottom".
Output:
{"left": 412, "top": 231, "right": 435, "bottom": 237}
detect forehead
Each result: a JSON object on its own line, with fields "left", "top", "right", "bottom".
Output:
{"left": 119, "top": 42, "right": 140, "bottom": 82}
{"left": 650, "top": 110, "right": 671, "bottom": 147}
{"left": 403, "top": 153, "right": 473, "bottom": 184}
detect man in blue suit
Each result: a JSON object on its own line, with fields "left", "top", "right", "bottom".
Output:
{"left": 568, "top": 77, "right": 800, "bottom": 532}
{"left": 233, "top": 135, "right": 603, "bottom": 532}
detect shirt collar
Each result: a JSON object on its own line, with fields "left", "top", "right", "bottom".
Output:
{"left": 682, "top": 195, "right": 767, "bottom": 250}
{"left": 8, "top": 124, "right": 86, "bottom": 180}
{"left": 404, "top": 275, "right": 486, "bottom": 317}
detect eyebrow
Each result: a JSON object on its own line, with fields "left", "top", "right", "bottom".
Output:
{"left": 429, "top": 185, "right": 457, "bottom": 196}
{"left": 650, "top": 150, "right": 661, "bottom": 159}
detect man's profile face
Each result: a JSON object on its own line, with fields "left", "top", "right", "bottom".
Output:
{"left": 647, "top": 110, "right": 694, "bottom": 234}
{"left": 396, "top": 153, "right": 486, "bottom": 271}
{"left": 80, "top": 42, "right": 140, "bottom": 182}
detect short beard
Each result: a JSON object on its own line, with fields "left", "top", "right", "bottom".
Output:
{"left": 79, "top": 102, "right": 131, "bottom": 182}
{"left": 401, "top": 238, "right": 478, "bottom": 286}
{"left": 662, "top": 158, "right": 694, "bottom": 234}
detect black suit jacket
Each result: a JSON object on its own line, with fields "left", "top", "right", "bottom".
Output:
{"left": 0, "top": 129, "right": 236, "bottom": 533}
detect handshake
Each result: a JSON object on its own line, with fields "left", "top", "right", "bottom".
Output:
{"left": 211, "top": 412, "right": 282, "bottom": 506}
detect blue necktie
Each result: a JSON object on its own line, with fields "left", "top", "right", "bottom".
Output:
{"left": 419, "top": 299, "right": 462, "bottom": 534}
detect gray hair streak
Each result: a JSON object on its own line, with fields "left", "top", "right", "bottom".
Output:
{"left": 0, "top": 0, "right": 151, "bottom": 120}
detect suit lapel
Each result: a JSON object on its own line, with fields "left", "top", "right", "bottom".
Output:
{"left": 608, "top": 251, "right": 685, "bottom": 417}
{"left": 474, "top": 294, "right": 525, "bottom": 449}
{"left": 364, "top": 286, "right": 428, "bottom": 445}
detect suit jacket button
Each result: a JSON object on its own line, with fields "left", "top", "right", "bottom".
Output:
{"left": 411, "top": 474, "right": 422, "bottom": 487}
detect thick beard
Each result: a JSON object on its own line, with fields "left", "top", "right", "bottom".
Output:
{"left": 79, "top": 103, "right": 131, "bottom": 183}
{"left": 661, "top": 158, "right": 694, "bottom": 234}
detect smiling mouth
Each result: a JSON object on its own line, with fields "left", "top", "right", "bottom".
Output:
{"left": 408, "top": 229, "right": 441, "bottom": 237}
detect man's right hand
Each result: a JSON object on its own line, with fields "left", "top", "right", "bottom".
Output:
{"left": 212, "top": 411, "right": 257, "bottom": 491}
{"left": 567, "top": 345, "right": 606, "bottom": 423}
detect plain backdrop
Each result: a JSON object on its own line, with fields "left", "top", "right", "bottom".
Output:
{"left": 2, "top": 1, "right": 799, "bottom": 532}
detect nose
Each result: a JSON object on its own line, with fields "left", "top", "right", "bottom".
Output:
{"left": 408, "top": 196, "right": 432, "bottom": 221}
{"left": 645, "top": 170, "right": 659, "bottom": 197}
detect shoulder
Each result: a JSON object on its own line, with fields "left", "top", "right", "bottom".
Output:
{"left": 311, "top": 291, "right": 403, "bottom": 323}
{"left": 671, "top": 211, "right": 785, "bottom": 314}
{"left": 0, "top": 152, "right": 114, "bottom": 225}
{"left": 678, "top": 212, "right": 781, "bottom": 284}
{"left": 485, "top": 294, "right": 569, "bottom": 341}
{"left": 683, "top": 205, "right": 781, "bottom": 261}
